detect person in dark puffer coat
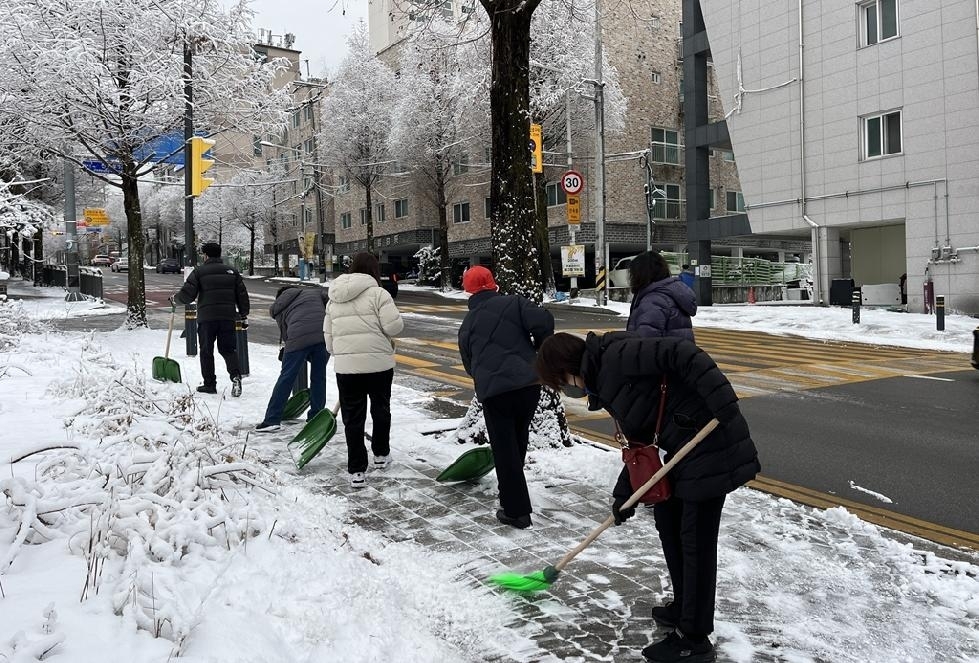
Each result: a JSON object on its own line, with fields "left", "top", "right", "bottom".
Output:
{"left": 627, "top": 251, "right": 696, "bottom": 341}
{"left": 457, "top": 266, "right": 554, "bottom": 529}
{"left": 173, "top": 242, "right": 250, "bottom": 396}
{"left": 255, "top": 286, "right": 330, "bottom": 432}
{"left": 536, "top": 331, "right": 759, "bottom": 663}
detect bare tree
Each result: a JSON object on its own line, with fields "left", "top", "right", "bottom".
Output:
{"left": 0, "top": 0, "right": 290, "bottom": 327}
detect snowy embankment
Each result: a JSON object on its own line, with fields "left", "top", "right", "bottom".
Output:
{"left": 0, "top": 301, "right": 538, "bottom": 662}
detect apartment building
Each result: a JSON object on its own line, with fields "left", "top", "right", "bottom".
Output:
{"left": 351, "top": 0, "right": 809, "bottom": 282}
{"left": 699, "top": 0, "right": 979, "bottom": 313}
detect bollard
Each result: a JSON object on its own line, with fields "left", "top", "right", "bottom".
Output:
{"left": 184, "top": 302, "right": 198, "bottom": 357}
{"left": 851, "top": 288, "right": 861, "bottom": 324}
{"left": 935, "top": 295, "right": 945, "bottom": 332}
{"left": 971, "top": 328, "right": 979, "bottom": 370}
{"left": 235, "top": 317, "right": 250, "bottom": 377}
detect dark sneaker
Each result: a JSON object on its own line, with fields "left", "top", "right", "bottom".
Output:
{"left": 642, "top": 630, "right": 715, "bottom": 663}
{"left": 652, "top": 601, "right": 679, "bottom": 628}
{"left": 231, "top": 376, "right": 242, "bottom": 398}
{"left": 254, "top": 422, "right": 281, "bottom": 433}
{"left": 196, "top": 384, "right": 217, "bottom": 394}
{"left": 495, "top": 509, "right": 532, "bottom": 529}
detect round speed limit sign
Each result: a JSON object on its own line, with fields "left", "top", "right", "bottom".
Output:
{"left": 560, "top": 170, "right": 584, "bottom": 195}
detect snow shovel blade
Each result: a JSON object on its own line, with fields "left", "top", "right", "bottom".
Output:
{"left": 436, "top": 446, "right": 495, "bottom": 483}
{"left": 288, "top": 408, "right": 338, "bottom": 470}
{"left": 151, "top": 356, "right": 181, "bottom": 383}
{"left": 282, "top": 389, "right": 311, "bottom": 420}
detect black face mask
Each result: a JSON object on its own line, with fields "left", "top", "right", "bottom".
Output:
{"left": 562, "top": 383, "right": 588, "bottom": 399}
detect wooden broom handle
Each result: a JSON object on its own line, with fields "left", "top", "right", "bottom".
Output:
{"left": 554, "top": 418, "right": 720, "bottom": 573}
{"left": 164, "top": 307, "right": 175, "bottom": 359}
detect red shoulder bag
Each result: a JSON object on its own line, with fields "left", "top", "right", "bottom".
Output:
{"left": 615, "top": 376, "right": 672, "bottom": 504}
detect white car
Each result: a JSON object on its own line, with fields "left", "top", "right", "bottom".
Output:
{"left": 110, "top": 256, "right": 129, "bottom": 272}
{"left": 609, "top": 255, "right": 637, "bottom": 288}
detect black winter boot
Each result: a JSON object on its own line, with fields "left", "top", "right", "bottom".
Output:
{"left": 642, "top": 630, "right": 715, "bottom": 663}
{"left": 651, "top": 601, "right": 679, "bottom": 628}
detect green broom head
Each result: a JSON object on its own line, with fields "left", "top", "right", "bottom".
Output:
{"left": 488, "top": 565, "right": 559, "bottom": 592}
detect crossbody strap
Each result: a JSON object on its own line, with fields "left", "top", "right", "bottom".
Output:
{"left": 614, "top": 375, "right": 668, "bottom": 447}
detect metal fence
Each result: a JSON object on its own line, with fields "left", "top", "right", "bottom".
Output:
{"left": 41, "top": 264, "right": 104, "bottom": 299}
{"left": 661, "top": 252, "right": 810, "bottom": 287}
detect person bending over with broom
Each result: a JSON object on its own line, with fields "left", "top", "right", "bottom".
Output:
{"left": 536, "top": 332, "right": 759, "bottom": 663}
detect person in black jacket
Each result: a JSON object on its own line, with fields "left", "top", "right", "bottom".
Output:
{"left": 173, "top": 243, "right": 250, "bottom": 396}
{"left": 457, "top": 266, "right": 554, "bottom": 529}
{"left": 536, "top": 331, "right": 760, "bottom": 663}
{"left": 256, "top": 286, "right": 330, "bottom": 432}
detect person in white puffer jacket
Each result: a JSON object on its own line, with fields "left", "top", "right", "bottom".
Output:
{"left": 324, "top": 252, "right": 405, "bottom": 487}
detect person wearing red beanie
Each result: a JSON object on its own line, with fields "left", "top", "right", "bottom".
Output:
{"left": 458, "top": 266, "right": 555, "bottom": 529}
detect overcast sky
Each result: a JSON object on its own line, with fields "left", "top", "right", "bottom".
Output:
{"left": 245, "top": 0, "right": 368, "bottom": 77}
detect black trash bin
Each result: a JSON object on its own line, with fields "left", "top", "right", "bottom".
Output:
{"left": 830, "top": 278, "right": 855, "bottom": 306}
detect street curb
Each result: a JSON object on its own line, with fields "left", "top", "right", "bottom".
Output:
{"left": 543, "top": 302, "right": 621, "bottom": 317}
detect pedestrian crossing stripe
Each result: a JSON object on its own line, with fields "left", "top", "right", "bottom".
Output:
{"left": 400, "top": 304, "right": 467, "bottom": 313}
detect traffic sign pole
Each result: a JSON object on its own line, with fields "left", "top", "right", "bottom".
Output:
{"left": 561, "top": 170, "right": 585, "bottom": 300}
{"left": 63, "top": 161, "right": 84, "bottom": 302}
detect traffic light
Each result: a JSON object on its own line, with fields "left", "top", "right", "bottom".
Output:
{"left": 189, "top": 136, "right": 216, "bottom": 197}
{"left": 530, "top": 123, "right": 543, "bottom": 173}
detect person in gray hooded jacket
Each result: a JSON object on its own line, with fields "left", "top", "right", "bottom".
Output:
{"left": 255, "top": 286, "right": 330, "bottom": 432}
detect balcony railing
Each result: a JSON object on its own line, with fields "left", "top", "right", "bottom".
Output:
{"left": 650, "top": 141, "right": 683, "bottom": 166}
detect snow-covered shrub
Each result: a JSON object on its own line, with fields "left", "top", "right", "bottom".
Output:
{"left": 414, "top": 246, "right": 442, "bottom": 286}
{"left": 452, "top": 386, "right": 573, "bottom": 449}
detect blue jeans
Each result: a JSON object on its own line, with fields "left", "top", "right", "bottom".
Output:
{"left": 262, "top": 342, "right": 329, "bottom": 425}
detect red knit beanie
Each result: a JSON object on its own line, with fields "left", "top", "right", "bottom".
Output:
{"left": 463, "top": 266, "right": 498, "bottom": 294}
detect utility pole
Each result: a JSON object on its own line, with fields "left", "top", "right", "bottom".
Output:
{"left": 565, "top": 88, "right": 579, "bottom": 300}
{"left": 63, "top": 162, "right": 84, "bottom": 301}
{"left": 592, "top": 0, "right": 607, "bottom": 307}
{"left": 183, "top": 37, "right": 196, "bottom": 268}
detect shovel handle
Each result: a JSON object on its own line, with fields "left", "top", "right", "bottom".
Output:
{"left": 553, "top": 418, "right": 720, "bottom": 573}
{"left": 164, "top": 307, "right": 176, "bottom": 359}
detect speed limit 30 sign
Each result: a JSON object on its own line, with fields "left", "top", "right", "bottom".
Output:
{"left": 560, "top": 170, "right": 584, "bottom": 195}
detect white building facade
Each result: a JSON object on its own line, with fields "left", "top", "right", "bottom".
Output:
{"left": 702, "top": 0, "right": 979, "bottom": 313}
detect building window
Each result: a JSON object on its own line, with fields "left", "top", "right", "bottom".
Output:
{"left": 651, "top": 71, "right": 661, "bottom": 84}
{"left": 863, "top": 110, "right": 902, "bottom": 159}
{"left": 337, "top": 175, "right": 349, "bottom": 194}
{"left": 709, "top": 189, "right": 715, "bottom": 211}
{"left": 360, "top": 208, "right": 368, "bottom": 225}
{"left": 303, "top": 103, "right": 313, "bottom": 121}
{"left": 453, "top": 201, "right": 470, "bottom": 224}
{"left": 652, "top": 183, "right": 683, "bottom": 220}
{"left": 292, "top": 110, "right": 300, "bottom": 128}
{"left": 375, "top": 203, "right": 385, "bottom": 223}
{"left": 341, "top": 212, "right": 352, "bottom": 229}
{"left": 452, "top": 152, "right": 470, "bottom": 176}
{"left": 651, "top": 127, "right": 682, "bottom": 165}
{"left": 545, "top": 183, "right": 568, "bottom": 207}
{"left": 395, "top": 198, "right": 409, "bottom": 218}
{"left": 862, "top": 0, "right": 898, "bottom": 46}
{"left": 484, "top": 197, "right": 492, "bottom": 218}
{"left": 726, "top": 191, "right": 745, "bottom": 213}
{"left": 253, "top": 135, "right": 263, "bottom": 156}
{"left": 304, "top": 138, "right": 315, "bottom": 155}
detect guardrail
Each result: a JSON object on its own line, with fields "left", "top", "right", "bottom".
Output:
{"left": 660, "top": 252, "right": 809, "bottom": 287}
{"left": 41, "top": 265, "right": 103, "bottom": 300}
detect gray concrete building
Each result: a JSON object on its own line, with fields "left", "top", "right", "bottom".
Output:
{"left": 700, "top": 0, "right": 979, "bottom": 313}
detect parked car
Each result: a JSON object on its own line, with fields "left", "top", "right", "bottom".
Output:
{"left": 110, "top": 256, "right": 129, "bottom": 272}
{"left": 379, "top": 263, "right": 399, "bottom": 299}
{"left": 608, "top": 255, "right": 637, "bottom": 288}
{"left": 156, "top": 258, "right": 181, "bottom": 274}
{"left": 90, "top": 254, "right": 113, "bottom": 267}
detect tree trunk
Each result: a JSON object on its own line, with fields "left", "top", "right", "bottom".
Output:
{"left": 435, "top": 166, "right": 450, "bottom": 291}
{"left": 487, "top": 7, "right": 541, "bottom": 301}
{"left": 121, "top": 166, "right": 146, "bottom": 328}
{"left": 533, "top": 173, "right": 555, "bottom": 295}
{"left": 248, "top": 221, "right": 255, "bottom": 276}
{"left": 364, "top": 181, "right": 375, "bottom": 255}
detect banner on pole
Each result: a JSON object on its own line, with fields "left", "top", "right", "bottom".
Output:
{"left": 561, "top": 244, "right": 586, "bottom": 277}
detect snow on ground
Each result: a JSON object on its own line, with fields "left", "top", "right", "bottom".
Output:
{"left": 1, "top": 280, "right": 978, "bottom": 662}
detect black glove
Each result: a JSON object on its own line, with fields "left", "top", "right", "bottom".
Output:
{"left": 238, "top": 317, "right": 249, "bottom": 330}
{"left": 277, "top": 347, "right": 284, "bottom": 362}
{"left": 612, "top": 498, "right": 635, "bottom": 526}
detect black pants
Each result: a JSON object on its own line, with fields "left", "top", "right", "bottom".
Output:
{"left": 481, "top": 385, "right": 541, "bottom": 518}
{"left": 197, "top": 319, "right": 240, "bottom": 388}
{"left": 653, "top": 494, "right": 726, "bottom": 638}
{"left": 337, "top": 369, "right": 393, "bottom": 473}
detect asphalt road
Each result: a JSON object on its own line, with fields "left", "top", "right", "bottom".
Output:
{"left": 98, "top": 270, "right": 979, "bottom": 542}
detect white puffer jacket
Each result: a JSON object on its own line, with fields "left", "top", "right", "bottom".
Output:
{"left": 324, "top": 273, "right": 404, "bottom": 374}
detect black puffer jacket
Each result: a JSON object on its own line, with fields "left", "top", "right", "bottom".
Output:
{"left": 458, "top": 290, "right": 554, "bottom": 400}
{"left": 174, "top": 257, "right": 250, "bottom": 322}
{"left": 580, "top": 331, "right": 760, "bottom": 502}
{"left": 270, "top": 287, "right": 329, "bottom": 352}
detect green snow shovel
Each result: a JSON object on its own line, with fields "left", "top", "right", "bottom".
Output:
{"left": 436, "top": 446, "right": 496, "bottom": 483}
{"left": 287, "top": 402, "right": 340, "bottom": 470}
{"left": 282, "top": 389, "right": 311, "bottom": 420}
{"left": 152, "top": 305, "right": 182, "bottom": 383}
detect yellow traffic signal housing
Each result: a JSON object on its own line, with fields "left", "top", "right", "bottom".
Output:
{"left": 190, "top": 136, "right": 216, "bottom": 197}
{"left": 530, "top": 123, "right": 543, "bottom": 173}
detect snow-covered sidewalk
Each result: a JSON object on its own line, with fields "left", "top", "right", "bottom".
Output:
{"left": 0, "top": 288, "right": 977, "bottom": 662}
